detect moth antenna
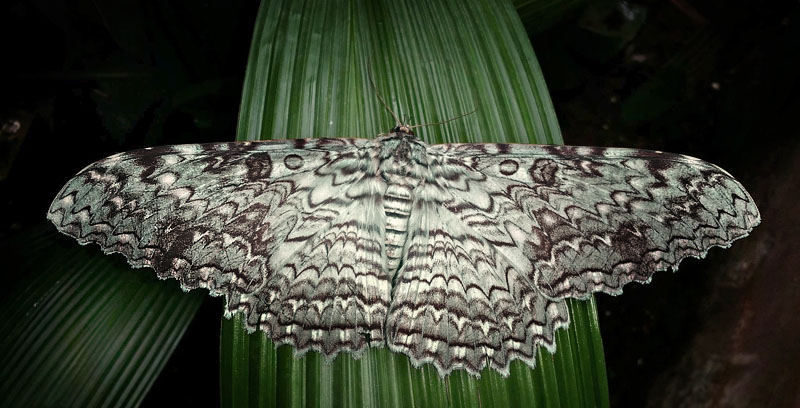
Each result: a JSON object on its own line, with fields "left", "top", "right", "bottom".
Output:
{"left": 367, "top": 60, "right": 402, "bottom": 126}
{"left": 408, "top": 103, "right": 479, "bottom": 130}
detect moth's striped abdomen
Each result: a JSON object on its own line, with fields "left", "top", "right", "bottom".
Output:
{"left": 377, "top": 133, "right": 426, "bottom": 275}
{"left": 383, "top": 182, "right": 414, "bottom": 273}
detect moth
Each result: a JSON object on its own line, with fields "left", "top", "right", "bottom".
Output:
{"left": 47, "top": 124, "right": 760, "bottom": 377}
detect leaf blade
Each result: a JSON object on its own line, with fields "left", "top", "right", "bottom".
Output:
{"left": 224, "top": 0, "right": 609, "bottom": 407}
{"left": 0, "top": 227, "right": 204, "bottom": 408}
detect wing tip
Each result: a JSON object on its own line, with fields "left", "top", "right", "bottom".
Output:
{"left": 568, "top": 212, "right": 760, "bottom": 301}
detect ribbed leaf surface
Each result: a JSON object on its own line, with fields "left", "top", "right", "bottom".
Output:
{"left": 223, "top": 0, "right": 609, "bottom": 407}
{"left": 0, "top": 227, "right": 204, "bottom": 407}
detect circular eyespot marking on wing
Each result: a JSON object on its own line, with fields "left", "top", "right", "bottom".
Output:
{"left": 499, "top": 159, "right": 519, "bottom": 175}
{"left": 284, "top": 154, "right": 304, "bottom": 170}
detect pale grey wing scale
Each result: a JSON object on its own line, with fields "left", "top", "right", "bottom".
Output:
{"left": 425, "top": 143, "right": 761, "bottom": 300}
{"left": 47, "top": 139, "right": 391, "bottom": 357}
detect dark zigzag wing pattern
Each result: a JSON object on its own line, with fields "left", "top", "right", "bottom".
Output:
{"left": 47, "top": 139, "right": 391, "bottom": 357}
{"left": 426, "top": 143, "right": 761, "bottom": 300}
{"left": 47, "top": 133, "right": 760, "bottom": 378}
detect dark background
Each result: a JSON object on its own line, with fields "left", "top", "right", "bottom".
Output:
{"left": 1, "top": 0, "right": 798, "bottom": 406}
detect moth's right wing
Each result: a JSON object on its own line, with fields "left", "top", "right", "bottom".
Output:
{"left": 385, "top": 189, "right": 570, "bottom": 376}
{"left": 429, "top": 143, "right": 760, "bottom": 300}
{"left": 385, "top": 141, "right": 759, "bottom": 377}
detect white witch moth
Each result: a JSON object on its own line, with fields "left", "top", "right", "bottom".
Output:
{"left": 47, "top": 125, "right": 760, "bottom": 377}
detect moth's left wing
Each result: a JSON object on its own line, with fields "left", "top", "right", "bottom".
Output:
{"left": 47, "top": 139, "right": 391, "bottom": 357}
{"left": 427, "top": 143, "right": 760, "bottom": 300}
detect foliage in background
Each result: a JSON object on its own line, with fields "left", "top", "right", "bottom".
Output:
{"left": 0, "top": 226, "right": 204, "bottom": 407}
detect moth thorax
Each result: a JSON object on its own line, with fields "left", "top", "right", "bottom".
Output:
{"left": 380, "top": 134, "right": 427, "bottom": 167}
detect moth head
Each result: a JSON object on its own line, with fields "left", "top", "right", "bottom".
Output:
{"left": 391, "top": 125, "right": 414, "bottom": 135}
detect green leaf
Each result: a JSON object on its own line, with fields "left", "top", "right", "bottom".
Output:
{"left": 223, "top": 0, "right": 609, "bottom": 407}
{"left": 0, "top": 226, "right": 204, "bottom": 408}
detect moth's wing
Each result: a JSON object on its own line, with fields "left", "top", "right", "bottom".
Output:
{"left": 48, "top": 139, "right": 390, "bottom": 356}
{"left": 385, "top": 178, "right": 570, "bottom": 377}
{"left": 258, "top": 160, "right": 390, "bottom": 354}
{"left": 427, "top": 143, "right": 760, "bottom": 300}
